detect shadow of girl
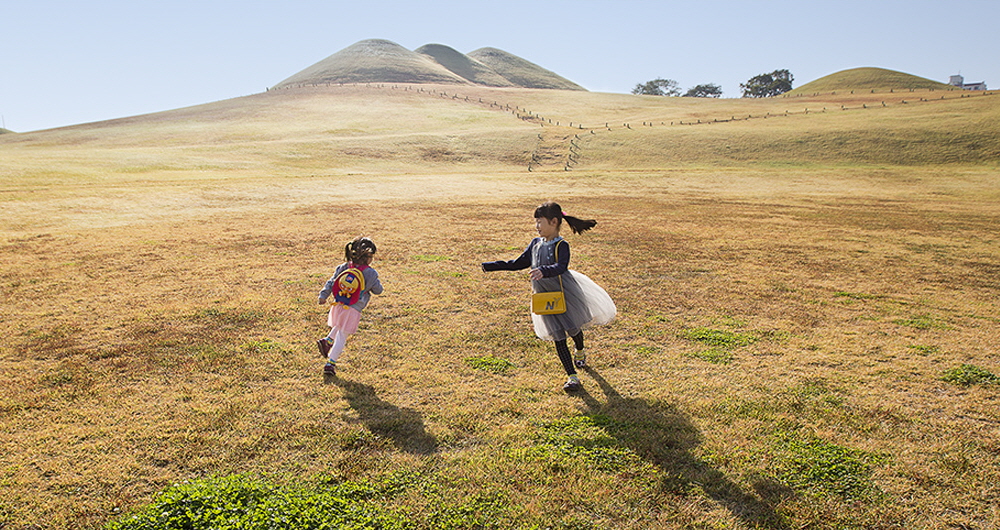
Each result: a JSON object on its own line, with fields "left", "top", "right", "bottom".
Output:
{"left": 332, "top": 376, "right": 439, "bottom": 455}
{"left": 576, "top": 368, "right": 791, "bottom": 529}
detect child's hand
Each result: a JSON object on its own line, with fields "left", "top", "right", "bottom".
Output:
{"left": 529, "top": 268, "right": 543, "bottom": 281}
{"left": 319, "top": 298, "right": 327, "bottom": 305}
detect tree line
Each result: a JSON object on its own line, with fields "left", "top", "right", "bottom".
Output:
{"left": 632, "top": 69, "right": 793, "bottom": 98}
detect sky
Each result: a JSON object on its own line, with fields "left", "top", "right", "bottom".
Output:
{"left": 2, "top": 0, "right": 997, "bottom": 132}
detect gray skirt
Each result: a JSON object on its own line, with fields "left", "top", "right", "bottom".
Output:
{"left": 531, "top": 270, "right": 616, "bottom": 341}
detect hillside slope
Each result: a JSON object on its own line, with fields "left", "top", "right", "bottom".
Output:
{"left": 2, "top": 82, "right": 997, "bottom": 183}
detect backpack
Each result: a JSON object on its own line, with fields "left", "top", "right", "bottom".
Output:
{"left": 332, "top": 264, "right": 367, "bottom": 306}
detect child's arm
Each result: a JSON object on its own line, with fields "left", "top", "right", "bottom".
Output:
{"left": 366, "top": 269, "right": 384, "bottom": 295}
{"left": 319, "top": 276, "right": 335, "bottom": 304}
{"left": 482, "top": 240, "right": 534, "bottom": 272}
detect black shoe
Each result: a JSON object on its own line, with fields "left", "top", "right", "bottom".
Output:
{"left": 317, "top": 338, "right": 331, "bottom": 358}
{"left": 323, "top": 362, "right": 337, "bottom": 376}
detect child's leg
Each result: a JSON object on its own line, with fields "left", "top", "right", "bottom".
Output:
{"left": 555, "top": 339, "right": 576, "bottom": 375}
{"left": 571, "top": 331, "right": 586, "bottom": 367}
{"left": 555, "top": 339, "right": 577, "bottom": 375}
{"left": 327, "top": 329, "right": 348, "bottom": 363}
{"left": 556, "top": 339, "right": 582, "bottom": 390}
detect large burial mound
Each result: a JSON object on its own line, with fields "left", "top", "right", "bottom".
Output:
{"left": 273, "top": 39, "right": 466, "bottom": 87}
{"left": 273, "top": 39, "right": 586, "bottom": 91}
{"left": 414, "top": 44, "right": 515, "bottom": 87}
{"left": 789, "top": 67, "right": 955, "bottom": 95}
{"left": 467, "top": 47, "right": 585, "bottom": 91}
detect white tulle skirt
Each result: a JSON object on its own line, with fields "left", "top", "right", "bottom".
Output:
{"left": 531, "top": 270, "right": 616, "bottom": 341}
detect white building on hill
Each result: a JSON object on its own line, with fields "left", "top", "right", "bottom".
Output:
{"left": 949, "top": 74, "right": 987, "bottom": 91}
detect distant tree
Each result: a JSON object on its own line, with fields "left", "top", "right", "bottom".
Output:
{"left": 740, "top": 69, "right": 794, "bottom": 98}
{"left": 683, "top": 83, "right": 723, "bottom": 98}
{"left": 632, "top": 78, "right": 681, "bottom": 96}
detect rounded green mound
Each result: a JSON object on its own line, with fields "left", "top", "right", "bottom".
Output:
{"left": 790, "top": 67, "right": 955, "bottom": 94}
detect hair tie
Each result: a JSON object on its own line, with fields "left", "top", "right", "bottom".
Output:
{"left": 561, "top": 211, "right": 567, "bottom": 217}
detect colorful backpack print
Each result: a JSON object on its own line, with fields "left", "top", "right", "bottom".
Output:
{"left": 332, "top": 265, "right": 366, "bottom": 306}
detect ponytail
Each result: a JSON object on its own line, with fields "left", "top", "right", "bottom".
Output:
{"left": 534, "top": 201, "right": 597, "bottom": 234}
{"left": 344, "top": 236, "right": 377, "bottom": 265}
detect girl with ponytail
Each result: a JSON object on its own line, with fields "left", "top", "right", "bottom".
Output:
{"left": 316, "top": 236, "right": 383, "bottom": 376}
{"left": 482, "top": 201, "right": 616, "bottom": 392}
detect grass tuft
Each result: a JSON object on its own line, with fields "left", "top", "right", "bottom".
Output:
{"left": 679, "top": 327, "right": 756, "bottom": 349}
{"left": 679, "top": 326, "right": 755, "bottom": 364}
{"left": 464, "top": 355, "right": 516, "bottom": 373}
{"left": 685, "top": 347, "right": 734, "bottom": 364}
{"left": 893, "top": 313, "right": 948, "bottom": 330}
{"left": 940, "top": 364, "right": 1000, "bottom": 387}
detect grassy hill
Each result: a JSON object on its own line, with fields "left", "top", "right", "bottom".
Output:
{"left": 273, "top": 39, "right": 585, "bottom": 91}
{"left": 469, "top": 47, "right": 586, "bottom": 91}
{"left": 1, "top": 82, "right": 1000, "bottom": 530}
{"left": 788, "top": 67, "right": 955, "bottom": 95}
{"left": 415, "top": 44, "right": 516, "bottom": 87}
{"left": 273, "top": 39, "right": 469, "bottom": 88}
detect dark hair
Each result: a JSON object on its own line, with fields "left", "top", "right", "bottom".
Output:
{"left": 345, "top": 236, "right": 377, "bottom": 266}
{"left": 533, "top": 201, "right": 597, "bottom": 234}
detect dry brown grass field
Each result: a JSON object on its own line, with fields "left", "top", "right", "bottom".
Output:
{"left": 1, "top": 82, "right": 999, "bottom": 529}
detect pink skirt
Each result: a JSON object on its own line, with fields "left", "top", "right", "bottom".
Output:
{"left": 327, "top": 303, "right": 362, "bottom": 335}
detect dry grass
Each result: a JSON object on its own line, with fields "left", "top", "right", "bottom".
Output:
{"left": 1, "top": 85, "right": 999, "bottom": 529}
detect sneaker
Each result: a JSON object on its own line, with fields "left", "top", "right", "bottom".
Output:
{"left": 323, "top": 361, "right": 337, "bottom": 376}
{"left": 317, "top": 338, "right": 331, "bottom": 358}
{"left": 573, "top": 349, "right": 587, "bottom": 368}
{"left": 563, "top": 376, "right": 582, "bottom": 392}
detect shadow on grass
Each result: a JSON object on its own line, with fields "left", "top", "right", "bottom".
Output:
{"left": 575, "top": 368, "right": 792, "bottom": 529}
{"left": 328, "top": 374, "right": 439, "bottom": 455}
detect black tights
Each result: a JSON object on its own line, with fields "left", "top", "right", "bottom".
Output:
{"left": 554, "top": 332, "right": 585, "bottom": 375}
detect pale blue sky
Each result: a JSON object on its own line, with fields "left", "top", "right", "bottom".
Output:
{"left": 2, "top": 0, "right": 996, "bottom": 132}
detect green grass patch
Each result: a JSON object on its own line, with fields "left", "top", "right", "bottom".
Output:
{"left": 679, "top": 326, "right": 755, "bottom": 364}
{"left": 518, "top": 416, "right": 653, "bottom": 474}
{"left": 464, "top": 355, "right": 516, "bottom": 374}
{"left": 685, "top": 347, "right": 733, "bottom": 364}
{"left": 770, "top": 431, "right": 885, "bottom": 500}
{"left": 679, "top": 327, "right": 756, "bottom": 348}
{"left": 105, "top": 474, "right": 410, "bottom": 530}
{"left": 107, "top": 472, "right": 519, "bottom": 530}
{"left": 240, "top": 338, "right": 288, "bottom": 355}
{"left": 907, "top": 344, "right": 939, "bottom": 356}
{"left": 645, "top": 313, "right": 669, "bottom": 323}
{"left": 635, "top": 345, "right": 660, "bottom": 356}
{"left": 893, "top": 313, "right": 947, "bottom": 330}
{"left": 940, "top": 364, "right": 1000, "bottom": 387}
